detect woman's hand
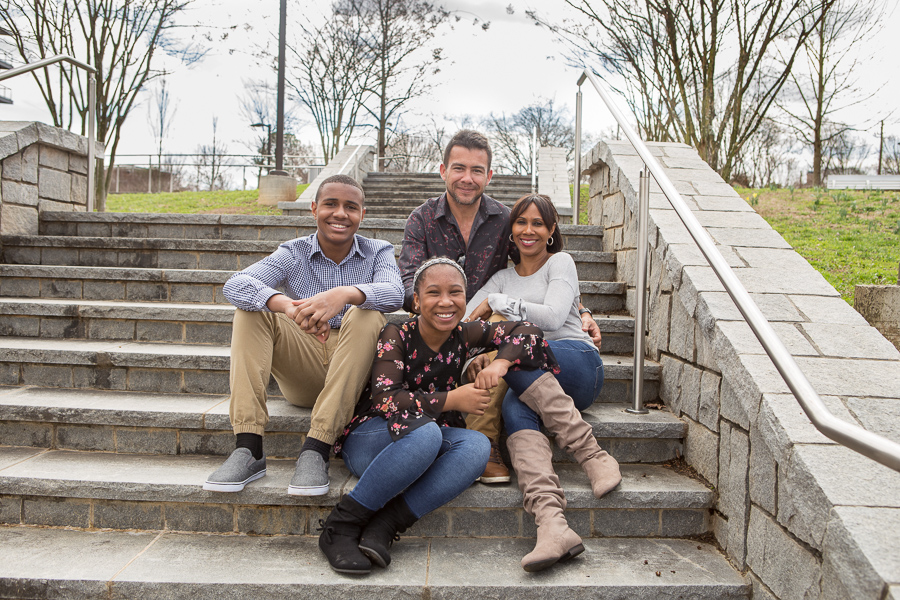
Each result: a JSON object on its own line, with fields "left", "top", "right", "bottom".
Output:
{"left": 465, "top": 353, "right": 491, "bottom": 381}
{"left": 474, "top": 359, "right": 511, "bottom": 390}
{"left": 445, "top": 384, "right": 491, "bottom": 415}
{"left": 464, "top": 298, "right": 492, "bottom": 322}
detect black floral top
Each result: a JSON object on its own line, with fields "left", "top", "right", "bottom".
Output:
{"left": 334, "top": 318, "right": 559, "bottom": 455}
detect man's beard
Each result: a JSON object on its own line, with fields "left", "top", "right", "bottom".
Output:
{"left": 447, "top": 188, "right": 481, "bottom": 206}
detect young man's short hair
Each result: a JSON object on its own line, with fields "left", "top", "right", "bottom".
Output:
{"left": 314, "top": 174, "right": 365, "bottom": 203}
{"left": 443, "top": 130, "right": 492, "bottom": 171}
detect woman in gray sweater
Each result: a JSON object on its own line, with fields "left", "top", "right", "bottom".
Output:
{"left": 466, "top": 194, "right": 621, "bottom": 573}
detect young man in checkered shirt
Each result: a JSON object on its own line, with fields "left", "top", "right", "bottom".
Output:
{"left": 203, "top": 174, "right": 404, "bottom": 496}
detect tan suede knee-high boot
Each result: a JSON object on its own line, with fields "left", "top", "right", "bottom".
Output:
{"left": 507, "top": 429, "right": 584, "bottom": 572}
{"left": 518, "top": 372, "right": 622, "bottom": 498}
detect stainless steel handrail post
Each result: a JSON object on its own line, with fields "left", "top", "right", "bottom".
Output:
{"left": 574, "top": 81, "right": 583, "bottom": 219}
{"left": 577, "top": 66, "right": 900, "bottom": 472}
{"left": 628, "top": 168, "right": 650, "bottom": 414}
{"left": 531, "top": 126, "right": 537, "bottom": 193}
{"left": 0, "top": 55, "right": 98, "bottom": 212}
{"left": 87, "top": 74, "right": 96, "bottom": 211}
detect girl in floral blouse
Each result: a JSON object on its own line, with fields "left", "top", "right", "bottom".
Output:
{"left": 317, "top": 257, "right": 560, "bottom": 574}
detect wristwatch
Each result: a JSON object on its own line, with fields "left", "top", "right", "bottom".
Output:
{"left": 579, "top": 307, "right": 593, "bottom": 316}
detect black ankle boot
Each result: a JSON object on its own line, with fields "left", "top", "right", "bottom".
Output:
{"left": 358, "top": 496, "right": 418, "bottom": 568}
{"left": 318, "top": 495, "right": 375, "bottom": 574}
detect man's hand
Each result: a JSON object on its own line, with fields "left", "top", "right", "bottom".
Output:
{"left": 445, "top": 384, "right": 491, "bottom": 415}
{"left": 581, "top": 311, "right": 602, "bottom": 350}
{"left": 464, "top": 298, "right": 492, "bottom": 322}
{"left": 465, "top": 353, "right": 491, "bottom": 381}
{"left": 267, "top": 286, "right": 365, "bottom": 343}
{"left": 474, "top": 358, "right": 510, "bottom": 391}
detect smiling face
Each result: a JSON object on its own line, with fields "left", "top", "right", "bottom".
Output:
{"left": 511, "top": 202, "right": 555, "bottom": 262}
{"left": 311, "top": 182, "right": 365, "bottom": 251}
{"left": 414, "top": 263, "right": 467, "bottom": 338}
{"left": 439, "top": 145, "right": 493, "bottom": 207}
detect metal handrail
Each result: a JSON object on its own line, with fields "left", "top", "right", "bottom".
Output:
{"left": 575, "top": 67, "right": 900, "bottom": 473}
{"left": 0, "top": 54, "right": 97, "bottom": 211}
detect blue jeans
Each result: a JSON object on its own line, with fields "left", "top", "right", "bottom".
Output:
{"left": 502, "top": 339, "right": 604, "bottom": 434}
{"left": 341, "top": 418, "right": 490, "bottom": 518}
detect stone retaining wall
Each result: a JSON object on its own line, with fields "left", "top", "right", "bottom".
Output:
{"left": 0, "top": 122, "right": 100, "bottom": 235}
{"left": 537, "top": 146, "right": 573, "bottom": 222}
{"left": 284, "top": 144, "right": 375, "bottom": 213}
{"left": 585, "top": 140, "right": 900, "bottom": 600}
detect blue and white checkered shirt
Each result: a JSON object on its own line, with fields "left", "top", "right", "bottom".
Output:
{"left": 223, "top": 233, "right": 403, "bottom": 328}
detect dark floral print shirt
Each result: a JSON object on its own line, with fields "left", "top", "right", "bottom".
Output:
{"left": 398, "top": 193, "right": 517, "bottom": 312}
{"left": 334, "top": 318, "right": 559, "bottom": 455}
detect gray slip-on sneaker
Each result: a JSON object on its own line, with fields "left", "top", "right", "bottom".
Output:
{"left": 288, "top": 450, "right": 330, "bottom": 496}
{"left": 203, "top": 447, "right": 267, "bottom": 492}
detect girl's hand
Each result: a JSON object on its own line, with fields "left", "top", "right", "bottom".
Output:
{"left": 466, "top": 353, "right": 491, "bottom": 381}
{"left": 464, "top": 298, "right": 492, "bottom": 322}
{"left": 474, "top": 359, "right": 511, "bottom": 390}
{"left": 445, "top": 384, "right": 491, "bottom": 415}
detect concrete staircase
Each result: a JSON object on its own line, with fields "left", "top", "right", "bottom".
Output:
{"left": 0, "top": 210, "right": 748, "bottom": 598}
{"left": 357, "top": 172, "right": 534, "bottom": 218}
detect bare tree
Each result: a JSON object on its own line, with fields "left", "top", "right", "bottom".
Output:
{"left": 883, "top": 136, "right": 900, "bottom": 176}
{"left": 528, "top": 0, "right": 832, "bottom": 182}
{"left": 1, "top": 0, "right": 204, "bottom": 209}
{"left": 287, "top": 10, "right": 373, "bottom": 163}
{"left": 340, "top": 0, "right": 485, "bottom": 170}
{"left": 383, "top": 126, "right": 440, "bottom": 172}
{"left": 777, "top": 0, "right": 887, "bottom": 186}
{"left": 196, "top": 117, "right": 230, "bottom": 191}
{"left": 484, "top": 98, "right": 575, "bottom": 175}
{"left": 823, "top": 127, "right": 870, "bottom": 176}
{"left": 147, "top": 73, "right": 178, "bottom": 193}
{"left": 733, "top": 119, "right": 797, "bottom": 188}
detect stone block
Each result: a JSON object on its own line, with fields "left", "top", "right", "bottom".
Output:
{"left": 669, "top": 294, "right": 695, "bottom": 361}
{"left": 184, "top": 323, "right": 232, "bottom": 345}
{"left": 83, "top": 281, "right": 126, "bottom": 301}
{"left": 648, "top": 292, "right": 671, "bottom": 361}
{"left": 0, "top": 363, "right": 20, "bottom": 385}
{"left": 199, "top": 253, "right": 239, "bottom": 271}
{"left": 0, "top": 316, "right": 41, "bottom": 337}
{"left": 803, "top": 321, "right": 898, "bottom": 359}
{"left": 135, "top": 320, "right": 184, "bottom": 343}
{"left": 22, "top": 364, "right": 72, "bottom": 388}
{"left": 746, "top": 506, "right": 821, "bottom": 600}
{"left": 0, "top": 421, "right": 51, "bottom": 447}
{"left": 0, "top": 495, "right": 22, "bottom": 524}
{"left": 451, "top": 508, "right": 522, "bottom": 537}
{"left": 2, "top": 180, "right": 40, "bottom": 206}
{"left": 127, "top": 368, "right": 183, "bottom": 393}
{"left": 38, "top": 168, "right": 71, "bottom": 202}
{"left": 126, "top": 282, "right": 169, "bottom": 302}
{"left": 680, "top": 363, "right": 702, "bottom": 420}
{"left": 659, "top": 355, "right": 685, "bottom": 415}
{"left": 39, "top": 146, "right": 69, "bottom": 170}
{"left": 182, "top": 370, "right": 229, "bottom": 395}
{"left": 73, "top": 365, "right": 127, "bottom": 390}
{"left": 40, "top": 317, "right": 83, "bottom": 338}
{"left": 695, "top": 322, "right": 717, "bottom": 370}
{"left": 715, "top": 320, "right": 818, "bottom": 357}
{"left": 719, "top": 375, "right": 757, "bottom": 431}
{"left": 23, "top": 497, "right": 91, "bottom": 528}
{"left": 69, "top": 153, "right": 88, "bottom": 174}
{"left": 94, "top": 500, "right": 164, "bottom": 530}
{"left": 845, "top": 396, "right": 900, "bottom": 445}
{"left": 179, "top": 431, "right": 234, "bottom": 456}
{"left": 718, "top": 422, "right": 750, "bottom": 566}
{"left": 2, "top": 153, "right": 23, "bottom": 181}
{"left": 170, "top": 284, "right": 216, "bottom": 303}
{"left": 603, "top": 191, "right": 625, "bottom": 228}
{"left": 593, "top": 508, "right": 660, "bottom": 537}
{"left": 790, "top": 294, "right": 869, "bottom": 326}
{"left": 78, "top": 249, "right": 118, "bottom": 267}
{"left": 0, "top": 278, "right": 40, "bottom": 299}
{"left": 164, "top": 503, "right": 234, "bottom": 533}
{"left": 157, "top": 251, "right": 196, "bottom": 270}
{"left": 698, "top": 370, "right": 721, "bottom": 431}
{"left": 56, "top": 424, "right": 115, "bottom": 451}
{"left": 684, "top": 416, "right": 718, "bottom": 486}
{"left": 236, "top": 505, "right": 308, "bottom": 535}
{"left": 118, "top": 251, "right": 157, "bottom": 269}
{"left": 115, "top": 427, "right": 178, "bottom": 454}
{"left": 749, "top": 425, "right": 777, "bottom": 515}
{"left": 71, "top": 173, "right": 87, "bottom": 206}
{"left": 660, "top": 508, "right": 709, "bottom": 537}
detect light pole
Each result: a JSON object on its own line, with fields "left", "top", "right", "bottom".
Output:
{"left": 251, "top": 122, "right": 272, "bottom": 169}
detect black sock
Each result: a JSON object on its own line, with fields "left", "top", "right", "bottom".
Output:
{"left": 302, "top": 436, "right": 331, "bottom": 463}
{"left": 236, "top": 433, "right": 263, "bottom": 460}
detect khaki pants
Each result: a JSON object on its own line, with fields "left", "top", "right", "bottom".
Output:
{"left": 464, "top": 313, "right": 509, "bottom": 443}
{"left": 228, "top": 306, "right": 386, "bottom": 444}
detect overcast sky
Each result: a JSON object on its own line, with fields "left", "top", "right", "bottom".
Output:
{"left": 3, "top": 0, "right": 899, "bottom": 181}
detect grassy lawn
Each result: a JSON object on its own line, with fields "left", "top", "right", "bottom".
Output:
{"left": 106, "top": 185, "right": 309, "bottom": 216}
{"left": 735, "top": 187, "right": 900, "bottom": 305}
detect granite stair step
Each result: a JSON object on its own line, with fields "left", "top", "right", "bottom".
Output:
{"left": 0, "top": 526, "right": 749, "bottom": 600}
{"left": 0, "top": 299, "right": 636, "bottom": 352}
{"left": 1, "top": 235, "right": 615, "bottom": 281}
{"left": 0, "top": 265, "right": 624, "bottom": 312}
{"left": 38, "top": 213, "right": 604, "bottom": 250}
{"left": 0, "top": 445, "right": 710, "bottom": 537}
{"left": 0, "top": 338, "right": 659, "bottom": 400}
{"left": 0, "top": 387, "right": 678, "bottom": 461}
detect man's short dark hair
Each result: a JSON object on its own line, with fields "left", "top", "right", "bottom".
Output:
{"left": 314, "top": 174, "right": 365, "bottom": 204}
{"left": 443, "top": 130, "right": 492, "bottom": 171}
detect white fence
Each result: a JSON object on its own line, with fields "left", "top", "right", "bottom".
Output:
{"left": 827, "top": 175, "right": 900, "bottom": 190}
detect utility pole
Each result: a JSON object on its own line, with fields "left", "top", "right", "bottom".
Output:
{"left": 878, "top": 120, "right": 884, "bottom": 176}
{"left": 274, "top": 0, "right": 287, "bottom": 174}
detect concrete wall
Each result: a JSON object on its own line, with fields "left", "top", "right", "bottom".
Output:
{"left": 585, "top": 140, "right": 900, "bottom": 600}
{"left": 537, "top": 146, "right": 572, "bottom": 222}
{"left": 0, "top": 121, "right": 100, "bottom": 236}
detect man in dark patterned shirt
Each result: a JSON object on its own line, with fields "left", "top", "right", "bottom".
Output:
{"left": 399, "top": 130, "right": 601, "bottom": 484}
{"left": 203, "top": 174, "right": 404, "bottom": 497}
